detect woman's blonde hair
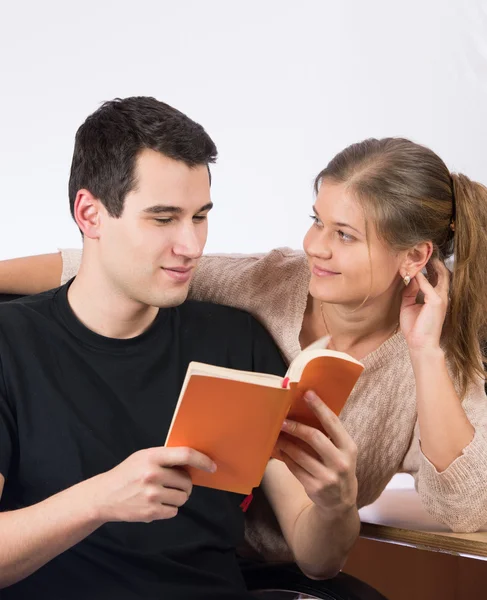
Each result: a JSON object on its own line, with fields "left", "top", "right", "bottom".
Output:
{"left": 314, "top": 137, "right": 487, "bottom": 398}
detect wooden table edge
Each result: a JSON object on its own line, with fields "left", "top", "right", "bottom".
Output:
{"left": 359, "top": 521, "right": 487, "bottom": 559}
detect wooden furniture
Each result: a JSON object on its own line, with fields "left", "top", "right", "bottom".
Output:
{"left": 359, "top": 486, "right": 487, "bottom": 560}
{"left": 343, "top": 477, "right": 487, "bottom": 600}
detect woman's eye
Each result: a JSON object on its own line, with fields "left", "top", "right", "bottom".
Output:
{"left": 338, "top": 230, "right": 354, "bottom": 242}
{"left": 309, "top": 214, "right": 323, "bottom": 227}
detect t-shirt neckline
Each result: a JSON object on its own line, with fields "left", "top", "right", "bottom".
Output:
{"left": 53, "top": 279, "right": 169, "bottom": 353}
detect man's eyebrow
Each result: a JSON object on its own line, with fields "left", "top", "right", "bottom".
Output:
{"left": 312, "top": 206, "right": 363, "bottom": 235}
{"left": 197, "top": 202, "right": 214, "bottom": 213}
{"left": 143, "top": 202, "right": 213, "bottom": 215}
{"left": 143, "top": 205, "right": 182, "bottom": 215}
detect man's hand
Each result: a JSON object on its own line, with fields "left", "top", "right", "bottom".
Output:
{"left": 88, "top": 447, "right": 217, "bottom": 524}
{"left": 276, "top": 390, "right": 358, "bottom": 513}
{"left": 0, "top": 446, "right": 216, "bottom": 588}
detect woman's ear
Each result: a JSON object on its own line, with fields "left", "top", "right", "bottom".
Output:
{"left": 399, "top": 241, "right": 433, "bottom": 280}
{"left": 73, "top": 189, "right": 102, "bottom": 239}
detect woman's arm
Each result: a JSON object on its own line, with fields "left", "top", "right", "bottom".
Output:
{"left": 264, "top": 391, "right": 360, "bottom": 579}
{"left": 400, "top": 375, "right": 487, "bottom": 532}
{"left": 411, "top": 348, "right": 476, "bottom": 471}
{"left": 0, "top": 253, "right": 63, "bottom": 294}
{"left": 400, "top": 260, "right": 487, "bottom": 532}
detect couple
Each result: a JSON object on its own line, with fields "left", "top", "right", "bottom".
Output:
{"left": 0, "top": 96, "right": 486, "bottom": 598}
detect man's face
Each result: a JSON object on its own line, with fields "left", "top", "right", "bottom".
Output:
{"left": 96, "top": 149, "right": 212, "bottom": 308}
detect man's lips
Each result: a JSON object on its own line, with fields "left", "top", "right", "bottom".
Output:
{"left": 161, "top": 266, "right": 194, "bottom": 282}
{"left": 312, "top": 265, "right": 341, "bottom": 277}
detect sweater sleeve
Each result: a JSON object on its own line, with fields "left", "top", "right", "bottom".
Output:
{"left": 59, "top": 248, "right": 83, "bottom": 285}
{"left": 188, "top": 249, "right": 308, "bottom": 363}
{"left": 189, "top": 252, "right": 267, "bottom": 308}
{"left": 400, "top": 374, "right": 487, "bottom": 532}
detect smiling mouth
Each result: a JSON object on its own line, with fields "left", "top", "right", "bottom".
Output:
{"left": 312, "top": 265, "right": 341, "bottom": 276}
{"left": 161, "top": 266, "right": 194, "bottom": 282}
{"left": 163, "top": 267, "right": 192, "bottom": 273}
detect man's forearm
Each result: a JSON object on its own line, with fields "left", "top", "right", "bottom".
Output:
{"left": 292, "top": 502, "right": 360, "bottom": 579}
{"left": 0, "top": 477, "right": 103, "bottom": 588}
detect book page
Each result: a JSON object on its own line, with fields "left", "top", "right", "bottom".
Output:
{"left": 187, "top": 362, "right": 283, "bottom": 387}
{"left": 286, "top": 338, "right": 362, "bottom": 383}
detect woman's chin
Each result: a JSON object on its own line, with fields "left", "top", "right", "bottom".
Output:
{"left": 309, "top": 281, "right": 342, "bottom": 304}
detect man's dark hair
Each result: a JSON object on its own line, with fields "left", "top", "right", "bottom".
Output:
{"left": 68, "top": 96, "right": 218, "bottom": 219}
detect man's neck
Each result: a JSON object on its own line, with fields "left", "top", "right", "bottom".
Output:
{"left": 67, "top": 262, "right": 159, "bottom": 340}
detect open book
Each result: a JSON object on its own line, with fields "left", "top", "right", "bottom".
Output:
{"left": 165, "top": 336, "right": 364, "bottom": 495}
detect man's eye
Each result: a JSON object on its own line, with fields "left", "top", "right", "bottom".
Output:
{"left": 154, "top": 218, "right": 173, "bottom": 225}
{"left": 193, "top": 215, "right": 208, "bottom": 223}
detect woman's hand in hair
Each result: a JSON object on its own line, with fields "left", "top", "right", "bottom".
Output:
{"left": 399, "top": 258, "right": 450, "bottom": 353}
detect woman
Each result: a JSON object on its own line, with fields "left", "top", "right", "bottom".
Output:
{"left": 1, "top": 137, "right": 487, "bottom": 561}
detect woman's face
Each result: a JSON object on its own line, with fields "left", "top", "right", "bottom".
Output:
{"left": 303, "top": 180, "right": 404, "bottom": 308}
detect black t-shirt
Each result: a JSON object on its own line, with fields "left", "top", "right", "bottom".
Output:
{"left": 0, "top": 283, "right": 287, "bottom": 599}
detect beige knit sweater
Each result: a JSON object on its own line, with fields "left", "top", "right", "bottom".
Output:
{"left": 61, "top": 247, "right": 487, "bottom": 546}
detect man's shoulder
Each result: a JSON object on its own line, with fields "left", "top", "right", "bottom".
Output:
{"left": 179, "top": 300, "right": 255, "bottom": 325}
{"left": 177, "top": 301, "right": 285, "bottom": 375}
{"left": 0, "top": 289, "right": 58, "bottom": 325}
{"left": 178, "top": 300, "right": 273, "bottom": 343}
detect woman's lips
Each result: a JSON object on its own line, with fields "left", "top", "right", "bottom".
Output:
{"left": 312, "top": 265, "right": 340, "bottom": 277}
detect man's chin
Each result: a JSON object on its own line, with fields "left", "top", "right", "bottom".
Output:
{"left": 149, "top": 287, "right": 189, "bottom": 309}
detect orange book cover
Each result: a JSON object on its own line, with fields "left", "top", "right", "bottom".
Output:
{"left": 165, "top": 339, "right": 364, "bottom": 495}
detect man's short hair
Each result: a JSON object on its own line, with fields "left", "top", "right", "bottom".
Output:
{"left": 68, "top": 96, "right": 218, "bottom": 219}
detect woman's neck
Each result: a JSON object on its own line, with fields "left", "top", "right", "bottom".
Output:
{"left": 300, "top": 291, "right": 402, "bottom": 359}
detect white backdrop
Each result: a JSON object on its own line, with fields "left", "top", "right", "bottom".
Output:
{"left": 0, "top": 0, "right": 486, "bottom": 259}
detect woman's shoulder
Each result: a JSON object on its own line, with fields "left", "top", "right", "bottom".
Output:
{"left": 200, "top": 247, "right": 307, "bottom": 267}
{"left": 189, "top": 248, "right": 310, "bottom": 344}
{"left": 196, "top": 247, "right": 308, "bottom": 286}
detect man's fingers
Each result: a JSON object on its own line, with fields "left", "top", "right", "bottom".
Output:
{"left": 144, "top": 484, "right": 191, "bottom": 507}
{"left": 159, "top": 467, "right": 193, "bottom": 494}
{"left": 159, "top": 487, "right": 191, "bottom": 508}
{"left": 149, "top": 446, "right": 217, "bottom": 473}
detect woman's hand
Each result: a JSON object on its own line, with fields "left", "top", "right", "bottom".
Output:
{"left": 400, "top": 258, "right": 450, "bottom": 353}
{"left": 275, "top": 391, "right": 358, "bottom": 514}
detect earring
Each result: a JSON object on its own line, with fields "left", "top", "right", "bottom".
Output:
{"left": 403, "top": 273, "right": 411, "bottom": 286}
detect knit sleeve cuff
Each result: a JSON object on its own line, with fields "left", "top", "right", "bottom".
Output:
{"left": 58, "top": 248, "right": 82, "bottom": 285}
{"left": 418, "top": 428, "right": 487, "bottom": 495}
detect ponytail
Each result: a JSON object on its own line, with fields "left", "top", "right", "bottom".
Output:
{"left": 314, "top": 137, "right": 487, "bottom": 398}
{"left": 445, "top": 173, "right": 487, "bottom": 397}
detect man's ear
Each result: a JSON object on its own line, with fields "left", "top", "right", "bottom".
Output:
{"left": 399, "top": 241, "right": 433, "bottom": 280}
{"left": 73, "top": 189, "right": 103, "bottom": 239}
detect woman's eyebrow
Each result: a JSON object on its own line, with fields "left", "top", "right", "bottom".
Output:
{"left": 312, "top": 206, "right": 363, "bottom": 235}
{"left": 334, "top": 221, "right": 363, "bottom": 235}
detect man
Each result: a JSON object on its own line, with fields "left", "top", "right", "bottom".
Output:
{"left": 0, "top": 97, "right": 359, "bottom": 599}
